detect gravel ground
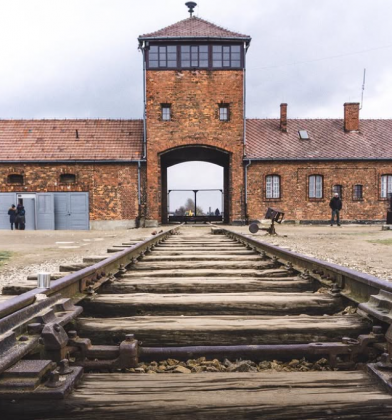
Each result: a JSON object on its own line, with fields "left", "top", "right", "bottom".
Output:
{"left": 128, "top": 357, "right": 335, "bottom": 374}
{"left": 0, "top": 224, "right": 391, "bottom": 290}
{"left": 230, "top": 223, "right": 392, "bottom": 281}
{"left": 0, "top": 227, "right": 170, "bottom": 290}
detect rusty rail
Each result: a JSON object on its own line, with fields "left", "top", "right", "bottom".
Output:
{"left": 223, "top": 229, "right": 392, "bottom": 302}
{"left": 223, "top": 228, "right": 392, "bottom": 325}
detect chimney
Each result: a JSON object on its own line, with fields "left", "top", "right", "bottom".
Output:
{"left": 280, "top": 103, "right": 287, "bottom": 132}
{"left": 344, "top": 102, "right": 360, "bottom": 132}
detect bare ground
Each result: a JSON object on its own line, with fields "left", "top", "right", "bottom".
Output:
{"left": 0, "top": 227, "right": 170, "bottom": 290}
{"left": 0, "top": 224, "right": 391, "bottom": 291}
{"left": 230, "top": 223, "right": 392, "bottom": 281}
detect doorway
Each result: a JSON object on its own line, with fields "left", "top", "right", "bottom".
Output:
{"left": 160, "top": 145, "right": 230, "bottom": 224}
{"left": 17, "top": 194, "right": 36, "bottom": 230}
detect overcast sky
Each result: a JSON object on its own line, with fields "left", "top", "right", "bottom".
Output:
{"left": 1, "top": 0, "right": 391, "bottom": 213}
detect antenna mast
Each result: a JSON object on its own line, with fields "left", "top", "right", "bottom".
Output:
{"left": 360, "top": 68, "right": 366, "bottom": 110}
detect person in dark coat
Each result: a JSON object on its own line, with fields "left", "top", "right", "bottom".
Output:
{"left": 15, "top": 203, "right": 26, "bottom": 230}
{"left": 8, "top": 205, "right": 17, "bottom": 230}
{"left": 329, "top": 193, "right": 342, "bottom": 226}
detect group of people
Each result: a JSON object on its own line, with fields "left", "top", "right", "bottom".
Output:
{"left": 8, "top": 203, "right": 26, "bottom": 230}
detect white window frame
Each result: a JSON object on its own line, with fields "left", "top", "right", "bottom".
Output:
{"left": 266, "top": 175, "right": 281, "bottom": 199}
{"left": 161, "top": 105, "right": 171, "bottom": 121}
{"left": 381, "top": 175, "right": 392, "bottom": 198}
{"left": 309, "top": 175, "right": 323, "bottom": 198}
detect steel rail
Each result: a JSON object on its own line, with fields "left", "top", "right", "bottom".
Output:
{"left": 222, "top": 228, "right": 390, "bottom": 306}
{"left": 0, "top": 225, "right": 181, "bottom": 320}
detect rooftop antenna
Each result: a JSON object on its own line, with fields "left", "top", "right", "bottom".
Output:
{"left": 360, "top": 68, "right": 366, "bottom": 110}
{"left": 185, "top": 2, "right": 197, "bottom": 17}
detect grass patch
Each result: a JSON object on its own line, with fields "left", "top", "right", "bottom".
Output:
{"left": 367, "top": 239, "right": 392, "bottom": 246}
{"left": 0, "top": 251, "right": 12, "bottom": 267}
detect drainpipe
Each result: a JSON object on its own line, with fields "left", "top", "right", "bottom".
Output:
{"left": 137, "top": 161, "right": 142, "bottom": 228}
{"left": 243, "top": 41, "right": 247, "bottom": 153}
{"left": 244, "top": 159, "right": 252, "bottom": 224}
{"left": 141, "top": 41, "right": 147, "bottom": 159}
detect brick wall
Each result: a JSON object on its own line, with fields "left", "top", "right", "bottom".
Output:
{"left": 0, "top": 163, "right": 140, "bottom": 221}
{"left": 145, "top": 69, "right": 245, "bottom": 224}
{"left": 247, "top": 161, "right": 392, "bottom": 222}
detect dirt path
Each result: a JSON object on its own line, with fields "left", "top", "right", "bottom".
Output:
{"left": 0, "top": 227, "right": 169, "bottom": 290}
{"left": 0, "top": 224, "right": 391, "bottom": 290}
{"left": 231, "top": 224, "right": 392, "bottom": 281}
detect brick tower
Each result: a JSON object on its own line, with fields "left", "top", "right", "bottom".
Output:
{"left": 138, "top": 4, "right": 251, "bottom": 226}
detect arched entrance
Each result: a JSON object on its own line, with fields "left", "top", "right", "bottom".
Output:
{"left": 160, "top": 145, "right": 231, "bottom": 224}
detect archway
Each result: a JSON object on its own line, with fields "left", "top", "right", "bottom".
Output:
{"left": 160, "top": 145, "right": 231, "bottom": 224}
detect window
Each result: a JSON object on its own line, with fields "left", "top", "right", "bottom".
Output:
{"left": 7, "top": 174, "right": 23, "bottom": 185}
{"left": 60, "top": 174, "right": 76, "bottom": 184}
{"left": 180, "top": 45, "right": 208, "bottom": 68}
{"left": 266, "top": 175, "right": 281, "bottom": 199}
{"left": 148, "top": 45, "right": 177, "bottom": 68}
{"left": 212, "top": 45, "right": 241, "bottom": 68}
{"left": 298, "top": 130, "right": 310, "bottom": 140}
{"left": 147, "top": 44, "right": 243, "bottom": 69}
{"left": 381, "top": 175, "right": 392, "bottom": 198}
{"left": 353, "top": 184, "right": 363, "bottom": 200}
{"left": 219, "top": 104, "right": 229, "bottom": 121}
{"left": 332, "top": 185, "right": 343, "bottom": 198}
{"left": 161, "top": 104, "right": 171, "bottom": 121}
{"left": 309, "top": 175, "right": 323, "bottom": 198}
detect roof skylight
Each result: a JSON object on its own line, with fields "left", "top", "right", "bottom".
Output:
{"left": 298, "top": 130, "right": 309, "bottom": 140}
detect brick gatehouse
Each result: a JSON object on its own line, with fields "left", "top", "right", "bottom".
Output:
{"left": 1, "top": 7, "right": 392, "bottom": 229}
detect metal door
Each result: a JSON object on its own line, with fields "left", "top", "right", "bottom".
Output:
{"left": 54, "top": 193, "right": 89, "bottom": 230}
{"left": 54, "top": 193, "right": 68, "bottom": 230}
{"left": 0, "top": 193, "right": 17, "bottom": 229}
{"left": 68, "top": 193, "right": 89, "bottom": 230}
{"left": 36, "top": 193, "right": 55, "bottom": 230}
{"left": 22, "top": 198, "right": 36, "bottom": 230}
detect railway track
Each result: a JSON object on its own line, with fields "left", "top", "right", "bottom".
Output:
{"left": 1, "top": 225, "right": 392, "bottom": 419}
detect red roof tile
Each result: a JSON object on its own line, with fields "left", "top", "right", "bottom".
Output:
{"left": 0, "top": 120, "right": 143, "bottom": 162}
{"left": 139, "top": 16, "right": 250, "bottom": 40}
{"left": 246, "top": 119, "right": 392, "bottom": 160}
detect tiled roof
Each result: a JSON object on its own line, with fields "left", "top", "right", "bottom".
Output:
{"left": 139, "top": 16, "right": 250, "bottom": 40}
{"left": 246, "top": 119, "right": 392, "bottom": 160}
{"left": 0, "top": 120, "right": 144, "bottom": 162}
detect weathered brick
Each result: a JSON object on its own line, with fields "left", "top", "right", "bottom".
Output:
{"left": 145, "top": 70, "right": 245, "bottom": 224}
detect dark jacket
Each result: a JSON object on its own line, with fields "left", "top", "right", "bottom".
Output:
{"left": 329, "top": 197, "right": 342, "bottom": 211}
{"left": 16, "top": 205, "right": 26, "bottom": 223}
{"left": 8, "top": 207, "right": 17, "bottom": 223}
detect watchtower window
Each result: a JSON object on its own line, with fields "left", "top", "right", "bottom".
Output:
{"left": 7, "top": 174, "right": 23, "bottom": 185}
{"left": 60, "top": 174, "right": 76, "bottom": 184}
{"left": 212, "top": 45, "right": 241, "bottom": 68}
{"left": 180, "top": 45, "right": 208, "bottom": 68}
{"left": 148, "top": 45, "right": 177, "bottom": 68}
{"left": 161, "top": 104, "right": 171, "bottom": 121}
{"left": 219, "top": 104, "right": 229, "bottom": 121}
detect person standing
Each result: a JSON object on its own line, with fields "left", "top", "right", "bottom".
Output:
{"left": 8, "top": 204, "right": 17, "bottom": 230}
{"left": 15, "top": 203, "right": 26, "bottom": 230}
{"left": 329, "top": 193, "right": 342, "bottom": 226}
